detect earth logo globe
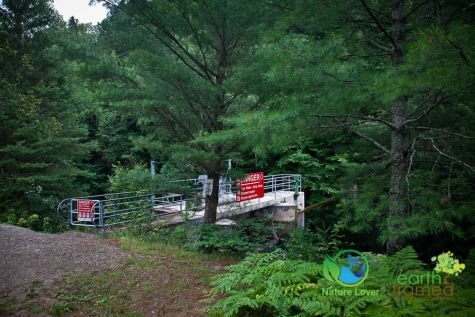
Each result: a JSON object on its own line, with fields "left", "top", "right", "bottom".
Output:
{"left": 323, "top": 249, "right": 369, "bottom": 287}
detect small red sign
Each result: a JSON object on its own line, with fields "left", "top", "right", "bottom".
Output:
{"left": 77, "top": 200, "right": 95, "bottom": 221}
{"left": 236, "top": 172, "right": 265, "bottom": 203}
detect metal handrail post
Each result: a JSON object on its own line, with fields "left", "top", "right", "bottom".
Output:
{"left": 99, "top": 201, "right": 106, "bottom": 238}
{"left": 273, "top": 176, "right": 276, "bottom": 198}
{"left": 113, "top": 193, "right": 117, "bottom": 223}
{"left": 67, "top": 199, "right": 72, "bottom": 230}
{"left": 148, "top": 194, "right": 153, "bottom": 228}
{"left": 99, "top": 201, "right": 104, "bottom": 228}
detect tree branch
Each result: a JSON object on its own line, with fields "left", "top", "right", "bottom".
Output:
{"left": 404, "top": 94, "right": 451, "bottom": 125}
{"left": 352, "top": 130, "right": 390, "bottom": 154}
{"left": 405, "top": 0, "right": 432, "bottom": 19}
{"left": 263, "top": 2, "right": 294, "bottom": 11}
{"left": 425, "top": 137, "right": 475, "bottom": 173}
{"left": 445, "top": 36, "right": 470, "bottom": 65}
{"left": 337, "top": 53, "right": 392, "bottom": 60}
{"left": 406, "top": 141, "right": 416, "bottom": 213}
{"left": 367, "top": 37, "right": 392, "bottom": 52}
{"left": 410, "top": 126, "right": 473, "bottom": 139}
{"left": 101, "top": 0, "right": 214, "bottom": 82}
{"left": 169, "top": 1, "right": 211, "bottom": 72}
{"left": 359, "top": 0, "right": 398, "bottom": 49}
{"left": 310, "top": 114, "right": 395, "bottom": 129}
{"left": 356, "top": 115, "right": 395, "bottom": 129}
{"left": 312, "top": 122, "right": 356, "bottom": 129}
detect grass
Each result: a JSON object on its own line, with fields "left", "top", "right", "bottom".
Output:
{"left": 47, "top": 230, "right": 237, "bottom": 316}
{"left": 0, "top": 276, "right": 58, "bottom": 317}
{"left": 0, "top": 296, "right": 18, "bottom": 315}
{"left": 0, "top": 223, "right": 238, "bottom": 316}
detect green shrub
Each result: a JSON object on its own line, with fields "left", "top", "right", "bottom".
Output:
{"left": 186, "top": 223, "right": 253, "bottom": 254}
{"left": 17, "top": 214, "right": 41, "bottom": 231}
{"left": 107, "top": 164, "right": 153, "bottom": 193}
{"left": 186, "top": 216, "right": 275, "bottom": 255}
{"left": 110, "top": 219, "right": 193, "bottom": 248}
{"left": 208, "top": 249, "right": 384, "bottom": 317}
{"left": 42, "top": 216, "right": 64, "bottom": 233}
{"left": 168, "top": 224, "right": 189, "bottom": 246}
{"left": 208, "top": 247, "right": 475, "bottom": 316}
{"left": 104, "top": 164, "right": 155, "bottom": 224}
{"left": 283, "top": 221, "right": 346, "bottom": 262}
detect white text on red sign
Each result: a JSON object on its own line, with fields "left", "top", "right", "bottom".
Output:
{"left": 236, "top": 172, "right": 265, "bottom": 203}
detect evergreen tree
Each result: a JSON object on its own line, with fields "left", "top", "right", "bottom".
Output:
{"left": 227, "top": 0, "right": 475, "bottom": 253}
{"left": 51, "top": 17, "right": 151, "bottom": 193}
{"left": 0, "top": 0, "right": 94, "bottom": 228}
{"left": 83, "top": 0, "right": 283, "bottom": 223}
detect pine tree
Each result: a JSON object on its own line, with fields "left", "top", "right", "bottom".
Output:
{"left": 82, "top": 0, "right": 284, "bottom": 223}
{"left": 0, "top": 0, "right": 94, "bottom": 227}
{"left": 226, "top": 0, "right": 475, "bottom": 253}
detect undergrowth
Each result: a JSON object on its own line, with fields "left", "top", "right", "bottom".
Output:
{"left": 185, "top": 215, "right": 276, "bottom": 255}
{"left": 208, "top": 247, "right": 475, "bottom": 316}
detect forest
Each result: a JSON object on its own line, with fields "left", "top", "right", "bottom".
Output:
{"left": 1, "top": 0, "right": 475, "bottom": 315}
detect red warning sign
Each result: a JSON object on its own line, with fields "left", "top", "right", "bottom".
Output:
{"left": 236, "top": 172, "right": 265, "bottom": 203}
{"left": 77, "top": 200, "right": 95, "bottom": 221}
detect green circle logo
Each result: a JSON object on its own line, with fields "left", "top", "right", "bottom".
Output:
{"left": 323, "top": 249, "right": 369, "bottom": 287}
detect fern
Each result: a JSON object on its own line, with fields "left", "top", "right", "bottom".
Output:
{"left": 209, "top": 249, "right": 383, "bottom": 316}
{"left": 384, "top": 246, "right": 426, "bottom": 275}
{"left": 366, "top": 247, "right": 475, "bottom": 316}
{"left": 208, "top": 247, "right": 475, "bottom": 316}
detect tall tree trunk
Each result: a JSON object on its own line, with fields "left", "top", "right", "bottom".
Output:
{"left": 387, "top": 0, "right": 408, "bottom": 255}
{"left": 388, "top": 97, "right": 408, "bottom": 254}
{"left": 203, "top": 160, "right": 220, "bottom": 224}
{"left": 202, "top": 40, "right": 227, "bottom": 224}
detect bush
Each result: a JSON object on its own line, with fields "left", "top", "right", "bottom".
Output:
{"left": 17, "top": 214, "right": 41, "bottom": 231}
{"left": 105, "top": 164, "right": 156, "bottom": 224}
{"left": 208, "top": 247, "right": 475, "bottom": 316}
{"left": 107, "top": 164, "right": 154, "bottom": 193}
{"left": 208, "top": 249, "right": 384, "bottom": 317}
{"left": 186, "top": 216, "right": 276, "bottom": 255}
{"left": 283, "top": 221, "right": 346, "bottom": 262}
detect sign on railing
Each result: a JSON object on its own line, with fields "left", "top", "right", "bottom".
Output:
{"left": 57, "top": 174, "right": 302, "bottom": 230}
{"left": 236, "top": 172, "right": 265, "bottom": 203}
{"left": 77, "top": 200, "right": 96, "bottom": 221}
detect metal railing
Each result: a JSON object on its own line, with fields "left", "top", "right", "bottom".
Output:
{"left": 153, "top": 193, "right": 191, "bottom": 213}
{"left": 57, "top": 174, "right": 301, "bottom": 229}
{"left": 57, "top": 191, "right": 154, "bottom": 229}
{"left": 264, "top": 174, "right": 302, "bottom": 196}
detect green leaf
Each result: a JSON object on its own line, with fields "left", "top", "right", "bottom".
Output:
{"left": 323, "top": 257, "right": 340, "bottom": 282}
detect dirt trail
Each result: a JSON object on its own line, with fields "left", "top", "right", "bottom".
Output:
{"left": 0, "top": 224, "right": 130, "bottom": 316}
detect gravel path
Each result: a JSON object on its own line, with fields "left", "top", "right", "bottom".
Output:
{"left": 0, "top": 224, "right": 131, "bottom": 316}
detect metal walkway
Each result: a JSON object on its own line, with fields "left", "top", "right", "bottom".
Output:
{"left": 57, "top": 174, "right": 303, "bottom": 229}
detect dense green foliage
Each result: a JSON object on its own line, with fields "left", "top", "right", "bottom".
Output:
{"left": 224, "top": 0, "right": 475, "bottom": 253}
{"left": 209, "top": 247, "right": 475, "bottom": 316}
{"left": 2, "top": 1, "right": 475, "bottom": 315}
{"left": 1, "top": 0, "right": 474, "bottom": 254}
{"left": 283, "top": 221, "right": 346, "bottom": 262}
{"left": 0, "top": 0, "right": 94, "bottom": 230}
{"left": 186, "top": 216, "right": 276, "bottom": 255}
